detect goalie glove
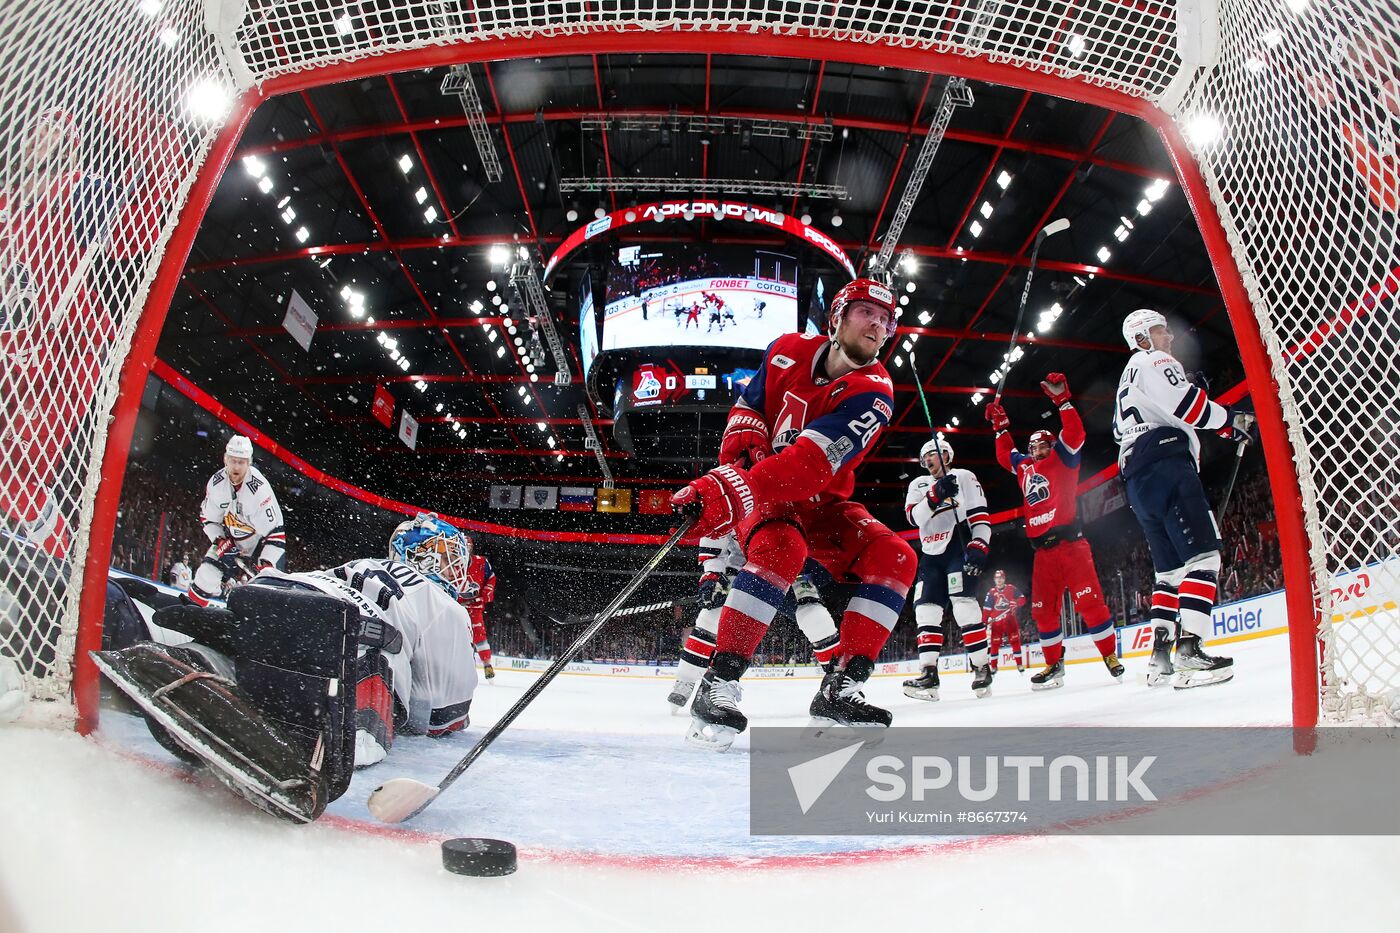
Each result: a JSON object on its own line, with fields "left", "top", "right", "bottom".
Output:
{"left": 985, "top": 401, "right": 1010, "bottom": 433}
{"left": 963, "top": 539, "right": 990, "bottom": 578}
{"left": 1040, "top": 372, "right": 1071, "bottom": 405}
{"left": 671, "top": 464, "right": 757, "bottom": 539}
{"left": 718, "top": 409, "right": 771, "bottom": 468}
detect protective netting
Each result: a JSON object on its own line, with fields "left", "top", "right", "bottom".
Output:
{"left": 0, "top": 0, "right": 1395, "bottom": 722}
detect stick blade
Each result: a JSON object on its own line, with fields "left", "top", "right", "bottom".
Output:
{"left": 1041, "top": 217, "right": 1071, "bottom": 237}
{"left": 367, "top": 778, "right": 439, "bottom": 824}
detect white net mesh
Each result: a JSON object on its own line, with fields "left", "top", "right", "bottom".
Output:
{"left": 0, "top": 0, "right": 1395, "bottom": 722}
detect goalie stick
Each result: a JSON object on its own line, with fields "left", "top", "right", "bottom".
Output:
{"left": 367, "top": 516, "right": 695, "bottom": 823}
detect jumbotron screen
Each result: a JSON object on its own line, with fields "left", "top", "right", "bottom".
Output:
{"left": 601, "top": 244, "right": 798, "bottom": 353}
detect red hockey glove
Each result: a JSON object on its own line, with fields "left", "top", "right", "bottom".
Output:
{"left": 985, "top": 401, "right": 1010, "bottom": 432}
{"left": 1040, "top": 373, "right": 1071, "bottom": 404}
{"left": 718, "top": 409, "right": 771, "bottom": 468}
{"left": 963, "top": 539, "right": 990, "bottom": 578}
{"left": 671, "top": 464, "right": 757, "bottom": 538}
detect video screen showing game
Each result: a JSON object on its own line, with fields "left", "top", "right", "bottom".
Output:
{"left": 601, "top": 244, "right": 798, "bottom": 353}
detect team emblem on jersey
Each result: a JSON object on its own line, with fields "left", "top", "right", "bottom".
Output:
{"left": 771, "top": 354, "right": 796, "bottom": 369}
{"left": 223, "top": 512, "right": 256, "bottom": 539}
{"left": 772, "top": 390, "right": 809, "bottom": 450}
{"left": 1022, "top": 470, "right": 1051, "bottom": 507}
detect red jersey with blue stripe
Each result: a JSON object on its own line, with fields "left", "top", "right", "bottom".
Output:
{"left": 735, "top": 333, "right": 895, "bottom": 503}
{"left": 994, "top": 402, "right": 1086, "bottom": 540}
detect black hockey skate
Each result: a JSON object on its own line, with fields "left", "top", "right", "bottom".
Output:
{"left": 902, "top": 667, "right": 940, "bottom": 701}
{"left": 810, "top": 656, "right": 891, "bottom": 729}
{"left": 1103, "top": 653, "right": 1125, "bottom": 681}
{"left": 1171, "top": 634, "right": 1234, "bottom": 689}
{"left": 971, "top": 663, "right": 994, "bottom": 698}
{"left": 685, "top": 653, "right": 748, "bottom": 751}
{"left": 1143, "top": 626, "right": 1175, "bottom": 687}
{"left": 1030, "top": 659, "right": 1065, "bottom": 691}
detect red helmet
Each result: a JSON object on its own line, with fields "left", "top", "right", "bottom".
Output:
{"left": 1028, "top": 429, "right": 1054, "bottom": 458}
{"left": 828, "top": 278, "right": 899, "bottom": 335}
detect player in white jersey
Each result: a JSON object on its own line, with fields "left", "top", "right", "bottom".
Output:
{"left": 167, "top": 558, "right": 192, "bottom": 591}
{"left": 1114, "top": 309, "right": 1256, "bottom": 689}
{"left": 188, "top": 435, "right": 286, "bottom": 606}
{"left": 89, "top": 513, "right": 480, "bottom": 822}
{"left": 900, "top": 438, "right": 994, "bottom": 700}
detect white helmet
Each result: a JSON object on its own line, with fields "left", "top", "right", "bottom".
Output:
{"left": 224, "top": 435, "right": 254, "bottom": 460}
{"left": 1122, "top": 308, "right": 1167, "bottom": 350}
{"left": 919, "top": 438, "right": 953, "bottom": 468}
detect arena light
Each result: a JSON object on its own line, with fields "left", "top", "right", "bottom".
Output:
{"left": 158, "top": 27, "right": 178, "bottom": 47}
{"left": 469, "top": 299, "right": 483, "bottom": 313}
{"left": 1096, "top": 245, "right": 1112, "bottom": 263}
{"left": 1136, "top": 199, "right": 1154, "bottom": 216}
{"left": 996, "top": 170, "right": 1013, "bottom": 189}
{"left": 1145, "top": 178, "right": 1171, "bottom": 202}
{"left": 1246, "top": 56, "right": 1267, "bottom": 74}
{"left": 335, "top": 14, "right": 353, "bottom": 35}
{"left": 240, "top": 156, "right": 265, "bottom": 179}
{"left": 423, "top": 206, "right": 438, "bottom": 223}
{"left": 294, "top": 226, "right": 309, "bottom": 243}
{"left": 398, "top": 154, "right": 413, "bottom": 174}
{"left": 1067, "top": 33, "right": 1087, "bottom": 57}
{"left": 280, "top": 206, "right": 296, "bottom": 224}
{"left": 969, "top": 220, "right": 983, "bottom": 238}
{"left": 566, "top": 209, "right": 578, "bottom": 222}
{"left": 971, "top": 392, "right": 984, "bottom": 404}
{"left": 415, "top": 187, "right": 428, "bottom": 204}
{"left": 547, "top": 436, "right": 557, "bottom": 448}
{"left": 138, "top": 0, "right": 162, "bottom": 15}
{"left": 893, "top": 356, "right": 904, "bottom": 368}
{"left": 256, "top": 175, "right": 273, "bottom": 194}
{"left": 496, "top": 346, "right": 505, "bottom": 358}
{"left": 537, "top": 422, "right": 547, "bottom": 431}
{"left": 899, "top": 253, "right": 918, "bottom": 275}
{"left": 485, "top": 280, "right": 497, "bottom": 292}
{"left": 1263, "top": 28, "right": 1283, "bottom": 48}
{"left": 436, "top": 403, "right": 444, "bottom": 413}
{"left": 185, "top": 78, "right": 231, "bottom": 122}
{"left": 979, "top": 201, "right": 994, "bottom": 219}
{"left": 489, "top": 245, "right": 510, "bottom": 268}
{"left": 516, "top": 386, "right": 527, "bottom": 397}
{"left": 918, "top": 310, "right": 932, "bottom": 325}
{"left": 1185, "top": 112, "right": 1223, "bottom": 147}
{"left": 530, "top": 374, "right": 539, "bottom": 383}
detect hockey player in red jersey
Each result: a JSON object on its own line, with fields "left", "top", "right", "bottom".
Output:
{"left": 671, "top": 278, "right": 918, "bottom": 750}
{"left": 2, "top": 80, "right": 186, "bottom": 556}
{"left": 984, "top": 569, "right": 1027, "bottom": 673}
{"left": 985, "top": 373, "right": 1125, "bottom": 690}
{"left": 457, "top": 538, "right": 497, "bottom": 680}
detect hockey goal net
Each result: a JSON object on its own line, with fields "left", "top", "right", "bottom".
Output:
{"left": 0, "top": 0, "right": 1395, "bottom": 729}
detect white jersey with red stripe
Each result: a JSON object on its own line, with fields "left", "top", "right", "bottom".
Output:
{"left": 904, "top": 468, "right": 990, "bottom": 556}
{"left": 198, "top": 465, "right": 285, "bottom": 558}
{"left": 1113, "top": 349, "right": 1228, "bottom": 470}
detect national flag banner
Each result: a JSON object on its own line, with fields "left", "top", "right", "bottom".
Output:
{"left": 559, "top": 486, "right": 595, "bottom": 512}
{"left": 371, "top": 384, "right": 395, "bottom": 428}
{"left": 596, "top": 488, "right": 633, "bottom": 513}
{"left": 489, "top": 485, "right": 522, "bottom": 509}
{"left": 524, "top": 486, "right": 559, "bottom": 510}
{"left": 398, "top": 410, "right": 419, "bottom": 450}
{"left": 638, "top": 489, "right": 671, "bottom": 515}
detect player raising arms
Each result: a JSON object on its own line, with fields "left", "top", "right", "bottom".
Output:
{"left": 985, "top": 374, "right": 1125, "bottom": 690}
{"left": 457, "top": 536, "right": 497, "bottom": 680}
{"left": 671, "top": 279, "right": 917, "bottom": 750}
{"left": 1115, "top": 310, "right": 1255, "bottom": 688}
{"left": 901, "top": 438, "right": 995, "bottom": 701}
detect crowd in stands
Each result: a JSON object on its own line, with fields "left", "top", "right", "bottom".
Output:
{"left": 608, "top": 251, "right": 724, "bottom": 298}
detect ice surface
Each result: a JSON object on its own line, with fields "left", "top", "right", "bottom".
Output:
{"left": 3, "top": 632, "right": 1399, "bottom": 931}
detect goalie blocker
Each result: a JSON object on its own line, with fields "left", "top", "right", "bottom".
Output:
{"left": 91, "top": 583, "right": 386, "bottom": 823}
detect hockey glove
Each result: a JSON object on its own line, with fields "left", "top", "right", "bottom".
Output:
{"left": 671, "top": 464, "right": 757, "bottom": 538}
{"left": 1223, "top": 400, "right": 1258, "bottom": 444}
{"left": 697, "top": 571, "right": 729, "bottom": 610}
{"left": 928, "top": 474, "right": 959, "bottom": 506}
{"left": 718, "top": 409, "right": 772, "bottom": 468}
{"left": 1040, "top": 372, "right": 1071, "bottom": 405}
{"left": 963, "top": 540, "right": 990, "bottom": 578}
{"left": 212, "top": 537, "right": 242, "bottom": 574}
{"left": 985, "top": 401, "right": 1010, "bottom": 432}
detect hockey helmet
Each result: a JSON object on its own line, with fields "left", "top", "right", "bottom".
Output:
{"left": 918, "top": 437, "right": 954, "bottom": 470}
{"left": 828, "top": 278, "right": 900, "bottom": 338}
{"left": 1121, "top": 308, "right": 1168, "bottom": 350}
{"left": 225, "top": 435, "right": 254, "bottom": 460}
{"left": 1028, "top": 429, "right": 1055, "bottom": 459}
{"left": 390, "top": 512, "right": 472, "bottom": 598}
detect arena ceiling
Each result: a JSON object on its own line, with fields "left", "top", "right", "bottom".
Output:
{"left": 155, "top": 53, "right": 1234, "bottom": 528}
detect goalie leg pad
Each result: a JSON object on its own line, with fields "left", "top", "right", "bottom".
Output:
{"left": 90, "top": 643, "right": 328, "bottom": 823}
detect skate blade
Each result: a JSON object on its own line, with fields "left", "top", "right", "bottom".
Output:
{"left": 901, "top": 686, "right": 940, "bottom": 702}
{"left": 684, "top": 719, "right": 739, "bottom": 752}
{"left": 1172, "top": 668, "right": 1234, "bottom": 690}
{"left": 90, "top": 652, "right": 315, "bottom": 823}
{"left": 974, "top": 686, "right": 992, "bottom": 699}
{"left": 1138, "top": 670, "right": 1173, "bottom": 687}
{"left": 1029, "top": 679, "right": 1065, "bottom": 692}
{"left": 803, "top": 718, "right": 888, "bottom": 746}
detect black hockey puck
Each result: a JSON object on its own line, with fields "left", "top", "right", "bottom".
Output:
{"left": 441, "top": 837, "right": 517, "bottom": 876}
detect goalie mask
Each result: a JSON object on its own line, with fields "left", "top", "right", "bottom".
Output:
{"left": 389, "top": 513, "right": 471, "bottom": 599}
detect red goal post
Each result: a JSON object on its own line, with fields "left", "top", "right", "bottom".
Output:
{"left": 4, "top": 0, "right": 1391, "bottom": 733}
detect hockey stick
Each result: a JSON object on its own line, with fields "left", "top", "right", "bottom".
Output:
{"left": 367, "top": 516, "right": 695, "bottom": 823}
{"left": 1217, "top": 438, "right": 1249, "bottom": 519}
{"left": 556, "top": 595, "right": 697, "bottom": 625}
{"left": 993, "top": 217, "right": 1071, "bottom": 404}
